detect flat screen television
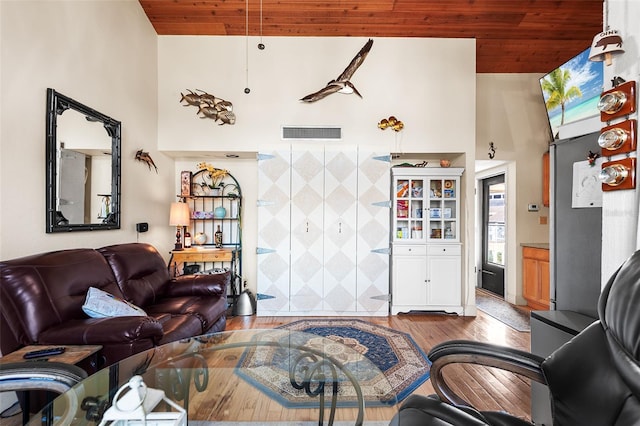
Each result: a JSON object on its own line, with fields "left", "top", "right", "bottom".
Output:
{"left": 539, "top": 48, "right": 604, "bottom": 139}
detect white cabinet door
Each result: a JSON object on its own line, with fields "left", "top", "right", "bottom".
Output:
{"left": 323, "top": 148, "right": 358, "bottom": 312}
{"left": 392, "top": 245, "right": 427, "bottom": 313}
{"left": 356, "top": 150, "right": 391, "bottom": 314}
{"left": 290, "top": 146, "right": 325, "bottom": 312}
{"left": 427, "top": 245, "right": 462, "bottom": 312}
{"left": 256, "top": 150, "right": 292, "bottom": 315}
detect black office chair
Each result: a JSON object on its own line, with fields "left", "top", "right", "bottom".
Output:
{"left": 390, "top": 250, "right": 640, "bottom": 426}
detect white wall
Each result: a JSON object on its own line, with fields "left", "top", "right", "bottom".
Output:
{"left": 0, "top": 0, "right": 171, "bottom": 260}
{"left": 161, "top": 36, "right": 478, "bottom": 312}
{"left": 158, "top": 36, "right": 476, "bottom": 155}
{"left": 476, "top": 74, "right": 552, "bottom": 304}
{"left": 601, "top": 0, "right": 640, "bottom": 281}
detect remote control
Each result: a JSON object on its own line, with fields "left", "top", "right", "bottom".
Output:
{"left": 23, "top": 347, "right": 66, "bottom": 359}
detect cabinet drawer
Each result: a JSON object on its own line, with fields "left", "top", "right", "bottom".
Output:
{"left": 175, "top": 251, "right": 233, "bottom": 262}
{"left": 208, "top": 251, "right": 233, "bottom": 261}
{"left": 394, "top": 245, "right": 427, "bottom": 256}
{"left": 180, "top": 253, "right": 206, "bottom": 262}
{"left": 523, "top": 247, "right": 549, "bottom": 262}
{"left": 427, "top": 245, "right": 461, "bottom": 256}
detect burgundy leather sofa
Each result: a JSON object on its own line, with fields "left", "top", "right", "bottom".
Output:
{"left": 0, "top": 243, "right": 228, "bottom": 370}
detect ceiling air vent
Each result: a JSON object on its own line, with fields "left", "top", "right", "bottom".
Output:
{"left": 281, "top": 126, "right": 342, "bottom": 140}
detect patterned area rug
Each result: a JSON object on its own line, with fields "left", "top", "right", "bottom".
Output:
{"left": 236, "top": 319, "right": 430, "bottom": 408}
{"left": 476, "top": 289, "right": 531, "bottom": 332}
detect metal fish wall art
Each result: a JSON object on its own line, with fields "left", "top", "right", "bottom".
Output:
{"left": 179, "top": 89, "right": 236, "bottom": 125}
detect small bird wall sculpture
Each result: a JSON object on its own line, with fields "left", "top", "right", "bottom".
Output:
{"left": 135, "top": 149, "right": 158, "bottom": 173}
{"left": 179, "top": 89, "right": 236, "bottom": 125}
{"left": 300, "top": 39, "right": 374, "bottom": 103}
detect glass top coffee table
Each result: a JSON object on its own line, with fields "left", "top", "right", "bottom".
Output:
{"left": 31, "top": 329, "right": 398, "bottom": 425}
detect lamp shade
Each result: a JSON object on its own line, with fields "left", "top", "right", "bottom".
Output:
{"left": 589, "top": 30, "right": 624, "bottom": 65}
{"left": 169, "top": 202, "right": 190, "bottom": 226}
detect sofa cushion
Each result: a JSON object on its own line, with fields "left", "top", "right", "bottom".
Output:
{"left": 151, "top": 313, "right": 205, "bottom": 345}
{"left": 82, "top": 287, "right": 147, "bottom": 318}
{"left": 98, "top": 243, "right": 172, "bottom": 307}
{"left": 145, "top": 295, "right": 228, "bottom": 331}
{"left": 38, "top": 317, "right": 164, "bottom": 345}
{"left": 165, "top": 272, "right": 230, "bottom": 297}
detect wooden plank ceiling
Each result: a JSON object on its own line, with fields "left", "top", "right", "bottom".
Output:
{"left": 139, "top": 0, "right": 603, "bottom": 73}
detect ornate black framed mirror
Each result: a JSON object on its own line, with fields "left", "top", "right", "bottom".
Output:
{"left": 46, "top": 88, "right": 121, "bottom": 232}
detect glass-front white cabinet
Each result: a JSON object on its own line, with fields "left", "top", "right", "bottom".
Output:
{"left": 391, "top": 166, "right": 464, "bottom": 315}
{"left": 392, "top": 167, "right": 463, "bottom": 243}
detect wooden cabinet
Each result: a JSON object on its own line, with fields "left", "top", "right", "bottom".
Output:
{"left": 522, "top": 246, "right": 550, "bottom": 310}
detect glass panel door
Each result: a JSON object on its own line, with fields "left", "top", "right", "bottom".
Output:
{"left": 481, "top": 174, "right": 505, "bottom": 296}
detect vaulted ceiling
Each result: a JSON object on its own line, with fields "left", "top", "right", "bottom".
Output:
{"left": 139, "top": 0, "right": 603, "bottom": 74}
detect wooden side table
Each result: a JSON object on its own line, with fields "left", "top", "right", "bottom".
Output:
{"left": 168, "top": 247, "right": 233, "bottom": 277}
{"left": 1, "top": 344, "right": 102, "bottom": 424}
{"left": 0, "top": 345, "right": 102, "bottom": 366}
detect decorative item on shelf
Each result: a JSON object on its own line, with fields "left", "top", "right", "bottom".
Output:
{"left": 588, "top": 0, "right": 624, "bottom": 67}
{"left": 184, "top": 228, "right": 192, "bottom": 248}
{"left": 300, "top": 39, "right": 373, "bottom": 103}
{"left": 214, "top": 225, "right": 223, "bottom": 248}
{"left": 599, "top": 157, "right": 636, "bottom": 191}
{"left": 598, "top": 81, "right": 636, "bottom": 121}
{"left": 378, "top": 116, "right": 404, "bottom": 132}
{"left": 135, "top": 149, "right": 158, "bottom": 173}
{"left": 589, "top": 30, "right": 624, "bottom": 66}
{"left": 180, "top": 171, "right": 191, "bottom": 196}
{"left": 97, "top": 375, "right": 186, "bottom": 426}
{"left": 194, "top": 232, "right": 207, "bottom": 245}
{"left": 169, "top": 202, "right": 190, "bottom": 251}
{"left": 180, "top": 89, "right": 235, "bottom": 125}
{"left": 439, "top": 159, "right": 451, "bottom": 168}
{"left": 195, "top": 162, "right": 229, "bottom": 195}
{"left": 214, "top": 206, "right": 227, "bottom": 218}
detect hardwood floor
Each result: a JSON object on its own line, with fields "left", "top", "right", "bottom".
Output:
{"left": 226, "top": 310, "right": 533, "bottom": 423}
{"left": 0, "top": 309, "right": 532, "bottom": 425}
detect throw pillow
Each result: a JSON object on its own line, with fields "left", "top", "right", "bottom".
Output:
{"left": 82, "top": 287, "right": 147, "bottom": 318}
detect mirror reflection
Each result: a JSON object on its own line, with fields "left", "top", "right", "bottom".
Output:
{"left": 46, "top": 88, "right": 121, "bottom": 232}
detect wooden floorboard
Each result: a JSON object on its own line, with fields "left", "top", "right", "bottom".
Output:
{"left": 225, "top": 310, "right": 533, "bottom": 422}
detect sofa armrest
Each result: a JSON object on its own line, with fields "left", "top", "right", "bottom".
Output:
{"left": 165, "top": 271, "right": 230, "bottom": 297}
{"left": 38, "top": 317, "right": 164, "bottom": 346}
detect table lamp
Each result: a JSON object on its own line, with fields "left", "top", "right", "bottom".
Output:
{"left": 169, "top": 202, "right": 190, "bottom": 251}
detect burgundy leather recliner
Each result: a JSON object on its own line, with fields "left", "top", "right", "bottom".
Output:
{"left": 0, "top": 243, "right": 228, "bottom": 370}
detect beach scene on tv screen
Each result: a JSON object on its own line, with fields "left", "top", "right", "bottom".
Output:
{"left": 540, "top": 48, "right": 604, "bottom": 138}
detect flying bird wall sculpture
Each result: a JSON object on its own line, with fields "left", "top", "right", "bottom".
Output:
{"left": 300, "top": 39, "right": 374, "bottom": 103}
